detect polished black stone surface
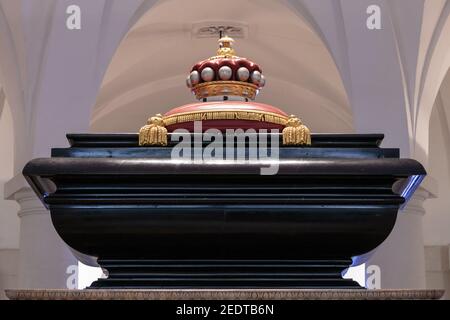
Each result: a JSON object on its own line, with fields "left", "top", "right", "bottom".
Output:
{"left": 23, "top": 133, "right": 425, "bottom": 289}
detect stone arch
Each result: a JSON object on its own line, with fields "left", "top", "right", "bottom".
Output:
{"left": 91, "top": 0, "right": 352, "bottom": 133}
{"left": 422, "top": 67, "right": 450, "bottom": 247}
{"left": 0, "top": 91, "right": 20, "bottom": 251}
{"left": 0, "top": 0, "right": 163, "bottom": 172}
{"left": 0, "top": 87, "right": 15, "bottom": 174}
{"left": 286, "top": 0, "right": 423, "bottom": 159}
{"left": 415, "top": 18, "right": 450, "bottom": 167}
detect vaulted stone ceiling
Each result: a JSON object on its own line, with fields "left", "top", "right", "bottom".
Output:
{"left": 91, "top": 0, "right": 352, "bottom": 133}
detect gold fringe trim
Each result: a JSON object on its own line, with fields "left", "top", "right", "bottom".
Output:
{"left": 139, "top": 114, "right": 168, "bottom": 146}
{"left": 138, "top": 113, "right": 312, "bottom": 147}
{"left": 282, "top": 115, "right": 312, "bottom": 146}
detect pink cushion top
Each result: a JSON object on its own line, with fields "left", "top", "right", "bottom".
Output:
{"left": 164, "top": 101, "right": 288, "bottom": 133}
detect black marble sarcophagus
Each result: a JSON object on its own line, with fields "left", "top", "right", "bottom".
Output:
{"left": 23, "top": 132, "right": 424, "bottom": 289}
{"left": 23, "top": 36, "right": 425, "bottom": 289}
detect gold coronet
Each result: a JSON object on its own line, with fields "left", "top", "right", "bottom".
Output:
{"left": 193, "top": 81, "right": 259, "bottom": 100}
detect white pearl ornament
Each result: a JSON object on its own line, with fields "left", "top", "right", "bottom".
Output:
{"left": 259, "top": 75, "right": 266, "bottom": 87}
{"left": 218, "top": 66, "right": 233, "bottom": 80}
{"left": 251, "top": 71, "right": 262, "bottom": 85}
{"left": 186, "top": 76, "right": 192, "bottom": 88}
{"left": 201, "top": 67, "right": 215, "bottom": 82}
{"left": 190, "top": 71, "right": 200, "bottom": 86}
{"left": 237, "top": 67, "right": 250, "bottom": 81}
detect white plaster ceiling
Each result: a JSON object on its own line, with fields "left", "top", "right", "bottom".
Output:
{"left": 91, "top": 0, "right": 352, "bottom": 133}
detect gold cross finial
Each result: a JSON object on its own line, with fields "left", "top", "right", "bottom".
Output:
{"left": 217, "top": 36, "right": 236, "bottom": 57}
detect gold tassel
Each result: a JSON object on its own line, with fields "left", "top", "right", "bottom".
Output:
{"left": 139, "top": 114, "right": 168, "bottom": 146}
{"left": 282, "top": 115, "right": 312, "bottom": 146}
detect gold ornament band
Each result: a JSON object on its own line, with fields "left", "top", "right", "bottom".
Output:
{"left": 192, "top": 81, "right": 259, "bottom": 100}
{"left": 163, "top": 109, "right": 288, "bottom": 127}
